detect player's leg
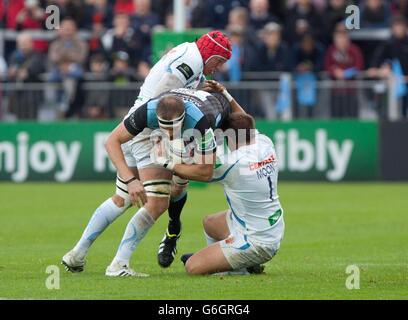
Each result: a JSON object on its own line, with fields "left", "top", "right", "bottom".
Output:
{"left": 106, "top": 167, "right": 173, "bottom": 276}
{"left": 181, "top": 210, "right": 231, "bottom": 274}
{"left": 202, "top": 209, "right": 231, "bottom": 243}
{"left": 185, "top": 242, "right": 232, "bottom": 275}
{"left": 61, "top": 167, "right": 139, "bottom": 273}
{"left": 182, "top": 210, "right": 272, "bottom": 275}
{"left": 158, "top": 176, "right": 189, "bottom": 267}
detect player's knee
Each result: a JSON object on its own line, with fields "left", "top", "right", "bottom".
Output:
{"left": 202, "top": 214, "right": 214, "bottom": 233}
{"left": 144, "top": 197, "right": 169, "bottom": 218}
{"left": 185, "top": 259, "right": 200, "bottom": 275}
{"left": 170, "top": 184, "right": 187, "bottom": 199}
{"left": 112, "top": 194, "right": 131, "bottom": 209}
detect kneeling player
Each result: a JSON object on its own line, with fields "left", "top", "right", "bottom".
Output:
{"left": 160, "top": 83, "right": 284, "bottom": 275}
{"left": 185, "top": 113, "right": 284, "bottom": 275}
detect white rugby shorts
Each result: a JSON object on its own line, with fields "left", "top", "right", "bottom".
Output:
{"left": 220, "top": 210, "right": 282, "bottom": 270}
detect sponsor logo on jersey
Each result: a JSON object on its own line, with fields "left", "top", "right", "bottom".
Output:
{"left": 249, "top": 154, "right": 275, "bottom": 171}
{"left": 176, "top": 63, "right": 194, "bottom": 80}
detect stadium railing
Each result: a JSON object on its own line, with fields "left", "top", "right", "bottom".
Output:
{"left": 0, "top": 28, "right": 404, "bottom": 121}
{"left": 0, "top": 74, "right": 400, "bottom": 121}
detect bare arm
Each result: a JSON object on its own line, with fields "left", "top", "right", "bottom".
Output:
{"left": 172, "top": 152, "right": 216, "bottom": 182}
{"left": 105, "top": 122, "right": 147, "bottom": 207}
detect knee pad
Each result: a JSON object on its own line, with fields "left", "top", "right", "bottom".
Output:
{"left": 143, "top": 179, "right": 172, "bottom": 198}
{"left": 116, "top": 176, "right": 132, "bottom": 208}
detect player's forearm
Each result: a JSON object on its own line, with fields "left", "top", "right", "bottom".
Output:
{"left": 105, "top": 138, "right": 133, "bottom": 181}
{"left": 104, "top": 123, "right": 135, "bottom": 180}
{"left": 230, "top": 98, "right": 246, "bottom": 114}
{"left": 172, "top": 163, "right": 214, "bottom": 182}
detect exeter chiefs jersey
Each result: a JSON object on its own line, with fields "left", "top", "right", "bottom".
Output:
{"left": 123, "top": 89, "right": 232, "bottom": 154}
{"left": 211, "top": 133, "right": 284, "bottom": 243}
{"left": 127, "top": 42, "right": 205, "bottom": 116}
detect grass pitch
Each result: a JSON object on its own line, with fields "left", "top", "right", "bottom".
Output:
{"left": 0, "top": 182, "right": 407, "bottom": 300}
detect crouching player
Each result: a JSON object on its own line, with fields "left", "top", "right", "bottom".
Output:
{"left": 158, "top": 82, "right": 285, "bottom": 275}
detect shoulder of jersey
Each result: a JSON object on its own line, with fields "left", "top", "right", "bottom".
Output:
{"left": 178, "top": 42, "right": 203, "bottom": 70}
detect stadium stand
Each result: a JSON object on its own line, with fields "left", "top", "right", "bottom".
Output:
{"left": 0, "top": 0, "right": 407, "bottom": 121}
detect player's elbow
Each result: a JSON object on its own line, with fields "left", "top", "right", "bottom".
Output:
{"left": 200, "top": 164, "right": 214, "bottom": 182}
{"left": 104, "top": 133, "right": 115, "bottom": 152}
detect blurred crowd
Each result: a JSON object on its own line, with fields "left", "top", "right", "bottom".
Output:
{"left": 1, "top": 0, "right": 408, "bottom": 120}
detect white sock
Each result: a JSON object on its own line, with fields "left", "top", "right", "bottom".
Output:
{"left": 112, "top": 207, "right": 155, "bottom": 266}
{"left": 74, "top": 198, "right": 126, "bottom": 258}
{"left": 204, "top": 230, "right": 218, "bottom": 246}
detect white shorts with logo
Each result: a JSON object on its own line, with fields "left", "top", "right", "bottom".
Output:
{"left": 220, "top": 210, "right": 283, "bottom": 270}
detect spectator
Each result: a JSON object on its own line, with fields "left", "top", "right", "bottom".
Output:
{"left": 187, "top": 0, "right": 207, "bottom": 28}
{"left": 227, "top": 7, "right": 260, "bottom": 51}
{"left": 257, "top": 22, "right": 293, "bottom": 119}
{"left": 7, "top": 32, "right": 45, "bottom": 119}
{"left": 367, "top": 15, "right": 408, "bottom": 118}
{"left": 220, "top": 24, "right": 262, "bottom": 80}
{"left": 15, "top": 0, "right": 48, "bottom": 53}
{"left": 324, "top": 26, "right": 364, "bottom": 118}
{"left": 205, "top": 0, "right": 248, "bottom": 30}
{"left": 322, "top": 0, "right": 355, "bottom": 44}
{"left": 283, "top": 0, "right": 324, "bottom": 44}
{"left": 259, "top": 22, "right": 292, "bottom": 72}
{"left": 130, "top": 0, "right": 160, "bottom": 62}
{"left": 48, "top": 17, "right": 89, "bottom": 118}
{"left": 360, "top": 0, "right": 391, "bottom": 28}
{"left": 101, "top": 13, "right": 145, "bottom": 67}
{"left": 84, "top": 53, "right": 110, "bottom": 119}
{"left": 114, "top": 0, "right": 135, "bottom": 14}
{"left": 292, "top": 33, "right": 325, "bottom": 73}
{"left": 8, "top": 32, "right": 44, "bottom": 82}
{"left": 0, "top": 0, "right": 24, "bottom": 29}
{"left": 292, "top": 33, "right": 325, "bottom": 118}
{"left": 108, "top": 51, "right": 141, "bottom": 118}
{"left": 248, "top": 0, "right": 280, "bottom": 31}
{"left": 214, "top": 25, "right": 261, "bottom": 116}
{"left": 109, "top": 51, "right": 140, "bottom": 83}
{"left": 151, "top": 0, "right": 173, "bottom": 26}
{"left": 48, "top": 0, "right": 86, "bottom": 29}
{"left": 83, "top": 0, "right": 114, "bottom": 31}
{"left": 287, "top": 0, "right": 328, "bottom": 13}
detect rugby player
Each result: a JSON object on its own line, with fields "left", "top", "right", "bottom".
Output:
{"left": 166, "top": 82, "right": 285, "bottom": 275}
{"left": 64, "top": 86, "right": 240, "bottom": 276}
{"left": 62, "top": 31, "right": 232, "bottom": 273}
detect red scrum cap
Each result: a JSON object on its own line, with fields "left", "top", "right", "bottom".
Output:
{"left": 196, "top": 31, "right": 232, "bottom": 64}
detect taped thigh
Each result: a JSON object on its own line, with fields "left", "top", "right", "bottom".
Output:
{"left": 143, "top": 180, "right": 172, "bottom": 198}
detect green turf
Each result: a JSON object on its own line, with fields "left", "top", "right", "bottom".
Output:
{"left": 0, "top": 182, "right": 407, "bottom": 300}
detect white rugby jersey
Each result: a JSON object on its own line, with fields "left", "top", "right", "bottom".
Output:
{"left": 127, "top": 42, "right": 205, "bottom": 115}
{"left": 211, "top": 133, "right": 284, "bottom": 243}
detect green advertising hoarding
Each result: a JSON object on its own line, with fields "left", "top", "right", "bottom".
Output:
{"left": 256, "top": 120, "right": 378, "bottom": 181}
{"left": 0, "top": 121, "right": 378, "bottom": 182}
{"left": 0, "top": 121, "right": 118, "bottom": 182}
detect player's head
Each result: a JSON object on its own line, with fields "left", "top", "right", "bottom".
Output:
{"left": 156, "top": 95, "right": 185, "bottom": 140}
{"left": 224, "top": 112, "right": 256, "bottom": 151}
{"left": 196, "top": 31, "right": 232, "bottom": 76}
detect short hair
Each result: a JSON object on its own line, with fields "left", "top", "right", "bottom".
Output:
{"left": 229, "top": 7, "right": 249, "bottom": 23}
{"left": 156, "top": 95, "right": 185, "bottom": 120}
{"left": 225, "top": 112, "right": 256, "bottom": 145}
